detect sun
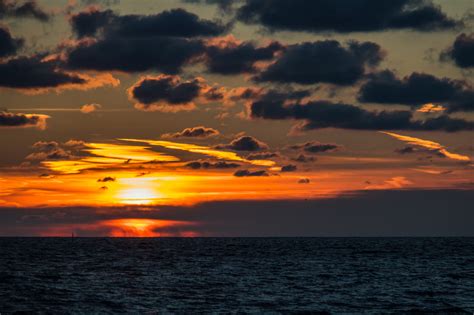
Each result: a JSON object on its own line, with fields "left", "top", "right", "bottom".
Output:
{"left": 118, "top": 187, "right": 162, "bottom": 205}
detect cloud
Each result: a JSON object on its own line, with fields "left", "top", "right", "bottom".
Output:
{"left": 162, "top": 126, "right": 219, "bottom": 138}
{"left": 281, "top": 164, "right": 297, "bottom": 172}
{"left": 204, "top": 35, "right": 284, "bottom": 74}
{"left": 25, "top": 139, "right": 86, "bottom": 161}
{"left": 0, "top": 24, "right": 23, "bottom": 57}
{"left": 0, "top": 0, "right": 50, "bottom": 21}
{"left": 0, "top": 111, "right": 49, "bottom": 129}
{"left": 185, "top": 160, "right": 240, "bottom": 169}
{"left": 216, "top": 135, "right": 268, "bottom": 151}
{"left": 246, "top": 152, "right": 279, "bottom": 160}
{"left": 128, "top": 75, "right": 223, "bottom": 112}
{"left": 236, "top": 0, "right": 460, "bottom": 33}
{"left": 97, "top": 176, "right": 116, "bottom": 182}
{"left": 381, "top": 131, "right": 470, "bottom": 161}
{"left": 80, "top": 103, "right": 101, "bottom": 114}
{"left": 120, "top": 138, "right": 276, "bottom": 167}
{"left": 66, "top": 36, "right": 205, "bottom": 74}
{"left": 441, "top": 33, "right": 474, "bottom": 69}
{"left": 293, "top": 154, "right": 316, "bottom": 163}
{"left": 233, "top": 169, "right": 269, "bottom": 177}
{"left": 70, "top": 7, "right": 228, "bottom": 39}
{"left": 0, "top": 55, "right": 119, "bottom": 92}
{"left": 358, "top": 70, "right": 474, "bottom": 112}
{"left": 255, "top": 40, "right": 384, "bottom": 85}
{"left": 248, "top": 92, "right": 474, "bottom": 132}
{"left": 289, "top": 141, "right": 341, "bottom": 153}
{"left": 298, "top": 178, "right": 310, "bottom": 184}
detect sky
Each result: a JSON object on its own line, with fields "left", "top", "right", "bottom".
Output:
{"left": 0, "top": 0, "right": 473, "bottom": 236}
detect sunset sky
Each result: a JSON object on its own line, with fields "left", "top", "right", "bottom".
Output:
{"left": 1, "top": 0, "right": 473, "bottom": 236}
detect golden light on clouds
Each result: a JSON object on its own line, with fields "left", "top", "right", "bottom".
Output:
{"left": 381, "top": 132, "right": 470, "bottom": 162}
{"left": 417, "top": 103, "right": 445, "bottom": 113}
{"left": 119, "top": 138, "right": 276, "bottom": 166}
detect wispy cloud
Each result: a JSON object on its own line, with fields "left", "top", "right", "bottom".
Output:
{"left": 119, "top": 138, "right": 276, "bottom": 167}
{"left": 381, "top": 131, "right": 470, "bottom": 162}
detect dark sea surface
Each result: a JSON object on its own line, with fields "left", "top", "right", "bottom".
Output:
{"left": 0, "top": 238, "right": 473, "bottom": 314}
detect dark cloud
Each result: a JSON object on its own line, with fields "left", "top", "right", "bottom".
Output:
{"left": 70, "top": 8, "right": 228, "bottom": 39}
{"left": 255, "top": 40, "right": 383, "bottom": 85}
{"left": 69, "top": 8, "right": 115, "bottom": 38}
{"left": 162, "top": 126, "right": 219, "bottom": 138}
{"left": 32, "top": 141, "right": 59, "bottom": 151}
{"left": 0, "top": 0, "right": 50, "bottom": 21}
{"left": 66, "top": 37, "right": 204, "bottom": 74}
{"left": 0, "top": 111, "right": 48, "bottom": 129}
{"left": 281, "top": 164, "right": 297, "bottom": 172}
{"left": 441, "top": 33, "right": 474, "bottom": 69}
{"left": 204, "top": 40, "right": 283, "bottom": 74}
{"left": 298, "top": 178, "right": 310, "bottom": 184}
{"left": 358, "top": 70, "right": 474, "bottom": 112}
{"left": 246, "top": 152, "right": 279, "bottom": 160}
{"left": 233, "top": 169, "right": 269, "bottom": 177}
{"left": 185, "top": 160, "right": 240, "bottom": 169}
{"left": 26, "top": 148, "right": 72, "bottom": 161}
{"left": 236, "top": 0, "right": 460, "bottom": 33}
{"left": 128, "top": 75, "right": 221, "bottom": 112}
{"left": 0, "top": 25, "right": 23, "bottom": 57}
{"left": 0, "top": 56, "right": 85, "bottom": 89}
{"left": 293, "top": 154, "right": 316, "bottom": 163}
{"left": 289, "top": 141, "right": 341, "bottom": 154}
{"left": 249, "top": 93, "right": 474, "bottom": 132}
{"left": 97, "top": 176, "right": 116, "bottom": 182}
{"left": 216, "top": 135, "right": 268, "bottom": 151}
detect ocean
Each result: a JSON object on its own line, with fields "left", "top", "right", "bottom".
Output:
{"left": 1, "top": 237, "right": 473, "bottom": 313}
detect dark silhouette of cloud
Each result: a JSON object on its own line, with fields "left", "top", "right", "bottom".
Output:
{"left": 128, "top": 75, "right": 221, "bottom": 112}
{"left": 246, "top": 152, "right": 279, "bottom": 160}
{"left": 233, "top": 169, "right": 269, "bottom": 177}
{"left": 236, "top": 0, "right": 460, "bottom": 33}
{"left": 281, "top": 164, "right": 297, "bottom": 172}
{"left": 66, "top": 37, "right": 204, "bottom": 74}
{"left": 249, "top": 93, "right": 474, "bottom": 132}
{"left": 0, "top": 111, "right": 48, "bottom": 129}
{"left": 97, "top": 176, "right": 116, "bottom": 182}
{"left": 293, "top": 154, "right": 316, "bottom": 163}
{"left": 204, "top": 39, "right": 283, "bottom": 74}
{"left": 441, "top": 33, "right": 474, "bottom": 69}
{"left": 358, "top": 70, "right": 474, "bottom": 112}
{"left": 255, "top": 40, "right": 384, "bottom": 85}
{"left": 0, "top": 55, "right": 117, "bottom": 92}
{"left": 0, "top": 56, "right": 83, "bottom": 89}
{"left": 162, "top": 126, "right": 220, "bottom": 138}
{"left": 298, "top": 178, "right": 310, "bottom": 184}
{"left": 0, "top": 25, "right": 23, "bottom": 57}
{"left": 70, "top": 8, "right": 228, "bottom": 39}
{"left": 185, "top": 160, "right": 240, "bottom": 169}
{"left": 0, "top": 0, "right": 50, "bottom": 21}
{"left": 289, "top": 141, "right": 341, "bottom": 153}
{"left": 216, "top": 135, "right": 268, "bottom": 151}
